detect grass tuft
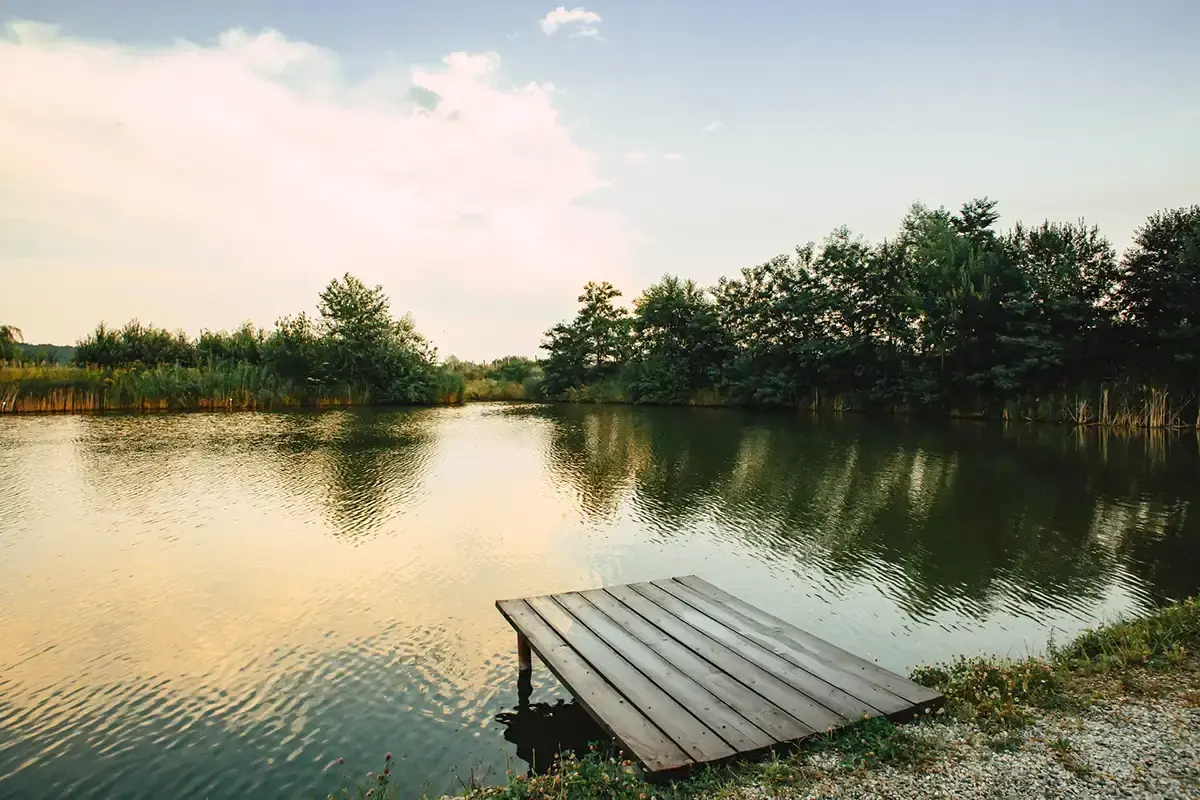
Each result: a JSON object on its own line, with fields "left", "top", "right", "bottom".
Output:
{"left": 910, "top": 656, "right": 1067, "bottom": 727}
{"left": 1053, "top": 597, "right": 1199, "bottom": 671}
{"left": 810, "top": 716, "right": 940, "bottom": 771}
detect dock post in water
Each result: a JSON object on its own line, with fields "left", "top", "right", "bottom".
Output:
{"left": 517, "top": 632, "right": 532, "bottom": 672}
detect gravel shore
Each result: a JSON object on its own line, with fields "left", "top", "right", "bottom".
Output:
{"left": 746, "top": 690, "right": 1200, "bottom": 800}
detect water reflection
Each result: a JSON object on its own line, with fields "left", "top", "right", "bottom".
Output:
{"left": 528, "top": 405, "right": 1200, "bottom": 614}
{"left": 493, "top": 674, "right": 604, "bottom": 775}
{"left": 0, "top": 406, "right": 1197, "bottom": 800}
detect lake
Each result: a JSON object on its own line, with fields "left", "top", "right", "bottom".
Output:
{"left": 1, "top": 405, "right": 1197, "bottom": 798}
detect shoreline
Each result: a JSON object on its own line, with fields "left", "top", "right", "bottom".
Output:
{"left": 329, "top": 597, "right": 1199, "bottom": 800}
{"left": 6, "top": 394, "right": 1200, "bottom": 432}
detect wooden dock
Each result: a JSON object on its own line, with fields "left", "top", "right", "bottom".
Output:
{"left": 495, "top": 575, "right": 944, "bottom": 779}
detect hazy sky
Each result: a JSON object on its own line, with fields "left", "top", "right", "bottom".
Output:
{"left": 3, "top": 1, "right": 1198, "bottom": 359}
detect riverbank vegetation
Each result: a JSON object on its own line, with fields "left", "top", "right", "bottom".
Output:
{"left": 0, "top": 274, "right": 464, "bottom": 412}
{"left": 331, "top": 596, "right": 1199, "bottom": 799}
{"left": 540, "top": 201, "right": 1200, "bottom": 427}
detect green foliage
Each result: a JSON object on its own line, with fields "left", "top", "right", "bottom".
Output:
{"left": 75, "top": 320, "right": 197, "bottom": 368}
{"left": 1054, "top": 596, "right": 1199, "bottom": 671}
{"left": 910, "top": 656, "right": 1066, "bottom": 727}
{"left": 810, "top": 716, "right": 940, "bottom": 771}
{"left": 0, "top": 324, "right": 22, "bottom": 361}
{"left": 42, "top": 273, "right": 446, "bottom": 409}
{"left": 627, "top": 275, "right": 727, "bottom": 404}
{"left": 1115, "top": 205, "right": 1200, "bottom": 387}
{"left": 444, "top": 356, "right": 543, "bottom": 401}
{"left": 538, "top": 201, "right": 1200, "bottom": 424}
{"left": 540, "top": 282, "right": 631, "bottom": 398}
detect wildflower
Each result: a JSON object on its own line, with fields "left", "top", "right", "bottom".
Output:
{"left": 383, "top": 768, "right": 390, "bottom": 777}
{"left": 385, "top": 752, "right": 393, "bottom": 761}
{"left": 337, "top": 758, "right": 344, "bottom": 765}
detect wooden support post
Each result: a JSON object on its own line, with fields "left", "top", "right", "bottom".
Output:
{"left": 517, "top": 632, "right": 532, "bottom": 672}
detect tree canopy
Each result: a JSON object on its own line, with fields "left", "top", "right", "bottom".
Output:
{"left": 539, "top": 200, "right": 1200, "bottom": 423}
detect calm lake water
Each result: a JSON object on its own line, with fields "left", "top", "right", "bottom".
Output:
{"left": 1, "top": 405, "right": 1198, "bottom": 798}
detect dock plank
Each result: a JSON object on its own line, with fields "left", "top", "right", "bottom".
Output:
{"left": 628, "top": 582, "right": 879, "bottom": 720}
{"left": 583, "top": 588, "right": 819, "bottom": 741}
{"left": 653, "top": 579, "right": 913, "bottom": 716}
{"left": 601, "top": 585, "right": 843, "bottom": 734}
{"left": 495, "top": 598, "right": 691, "bottom": 774}
{"left": 525, "top": 595, "right": 737, "bottom": 764}
{"left": 555, "top": 592, "right": 776, "bottom": 752}
{"left": 674, "top": 575, "right": 943, "bottom": 711}
{"left": 496, "top": 576, "right": 945, "bottom": 780}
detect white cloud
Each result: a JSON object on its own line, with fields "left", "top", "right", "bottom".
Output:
{"left": 663, "top": 153, "right": 684, "bottom": 160}
{"left": 0, "top": 21, "right": 631, "bottom": 358}
{"left": 623, "top": 151, "right": 649, "bottom": 164}
{"left": 702, "top": 120, "right": 723, "bottom": 133}
{"left": 539, "top": 6, "right": 602, "bottom": 37}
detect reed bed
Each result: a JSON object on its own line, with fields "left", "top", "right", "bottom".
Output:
{"left": 0, "top": 364, "right": 463, "bottom": 413}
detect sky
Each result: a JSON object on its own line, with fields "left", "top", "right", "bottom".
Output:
{"left": 2, "top": 1, "right": 1198, "bottom": 359}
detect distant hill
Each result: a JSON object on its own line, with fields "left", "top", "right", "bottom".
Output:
{"left": 15, "top": 343, "right": 76, "bottom": 365}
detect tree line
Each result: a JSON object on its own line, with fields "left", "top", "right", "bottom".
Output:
{"left": 539, "top": 200, "right": 1200, "bottom": 425}
{"left": 61, "top": 274, "right": 456, "bottom": 405}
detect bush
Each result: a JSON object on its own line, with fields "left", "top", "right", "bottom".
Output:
{"left": 910, "top": 656, "right": 1066, "bottom": 726}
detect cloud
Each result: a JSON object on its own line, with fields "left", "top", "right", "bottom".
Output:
{"left": 539, "top": 6, "right": 602, "bottom": 37}
{"left": 623, "top": 151, "right": 649, "bottom": 164}
{"left": 662, "top": 153, "right": 684, "bottom": 160}
{"left": 702, "top": 120, "right": 723, "bottom": 133}
{"left": 0, "top": 21, "right": 630, "bottom": 358}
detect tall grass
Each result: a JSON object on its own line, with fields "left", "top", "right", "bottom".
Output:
{"left": 999, "top": 382, "right": 1198, "bottom": 429}
{"left": 0, "top": 363, "right": 464, "bottom": 413}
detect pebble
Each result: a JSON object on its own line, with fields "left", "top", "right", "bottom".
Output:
{"left": 775, "top": 694, "right": 1200, "bottom": 800}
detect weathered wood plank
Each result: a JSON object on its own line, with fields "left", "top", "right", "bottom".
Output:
{"left": 653, "top": 579, "right": 912, "bottom": 717}
{"left": 581, "top": 588, "right": 818, "bottom": 742}
{"left": 495, "top": 598, "right": 692, "bottom": 774}
{"left": 525, "top": 595, "right": 737, "bottom": 764}
{"left": 627, "top": 582, "right": 878, "bottom": 721}
{"left": 555, "top": 592, "right": 776, "bottom": 752}
{"left": 674, "top": 575, "right": 943, "bottom": 711}
{"left": 604, "top": 585, "right": 844, "bottom": 733}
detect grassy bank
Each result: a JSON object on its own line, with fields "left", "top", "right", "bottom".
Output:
{"left": 0, "top": 363, "right": 464, "bottom": 413}
{"left": 327, "top": 596, "right": 1199, "bottom": 799}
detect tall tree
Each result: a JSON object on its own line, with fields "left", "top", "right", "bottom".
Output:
{"left": 0, "top": 324, "right": 22, "bottom": 362}
{"left": 627, "top": 275, "right": 726, "bottom": 403}
{"left": 540, "top": 281, "right": 631, "bottom": 396}
{"left": 317, "top": 273, "right": 436, "bottom": 400}
{"left": 1114, "top": 205, "right": 1200, "bottom": 386}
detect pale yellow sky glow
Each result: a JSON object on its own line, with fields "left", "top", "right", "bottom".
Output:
{"left": 0, "top": 21, "right": 631, "bottom": 358}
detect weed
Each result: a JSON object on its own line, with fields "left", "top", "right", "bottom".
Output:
{"left": 986, "top": 730, "right": 1025, "bottom": 752}
{"left": 910, "top": 656, "right": 1066, "bottom": 726}
{"left": 811, "top": 717, "right": 939, "bottom": 771}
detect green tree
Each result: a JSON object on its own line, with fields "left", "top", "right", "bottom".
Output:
{"left": 316, "top": 273, "right": 437, "bottom": 402}
{"left": 0, "top": 324, "right": 23, "bottom": 362}
{"left": 627, "top": 275, "right": 726, "bottom": 404}
{"left": 1114, "top": 205, "right": 1200, "bottom": 386}
{"left": 262, "top": 313, "right": 323, "bottom": 388}
{"left": 540, "top": 281, "right": 631, "bottom": 396}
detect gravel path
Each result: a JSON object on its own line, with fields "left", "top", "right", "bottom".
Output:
{"left": 757, "top": 693, "right": 1200, "bottom": 800}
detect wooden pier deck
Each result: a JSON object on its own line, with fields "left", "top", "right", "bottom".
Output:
{"left": 495, "top": 575, "right": 944, "bottom": 779}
